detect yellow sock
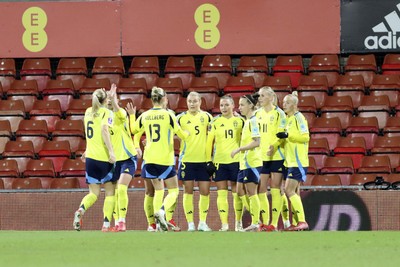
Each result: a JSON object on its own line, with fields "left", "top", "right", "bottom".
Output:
{"left": 290, "top": 194, "right": 305, "bottom": 223}
{"left": 118, "top": 184, "right": 129, "bottom": 220}
{"left": 183, "top": 193, "right": 194, "bottom": 223}
{"left": 164, "top": 188, "right": 179, "bottom": 221}
{"left": 199, "top": 194, "right": 210, "bottom": 222}
{"left": 232, "top": 192, "right": 243, "bottom": 221}
{"left": 281, "top": 194, "right": 290, "bottom": 221}
{"left": 249, "top": 195, "right": 260, "bottom": 225}
{"left": 166, "top": 201, "right": 177, "bottom": 222}
{"left": 154, "top": 189, "right": 164, "bottom": 212}
{"left": 113, "top": 187, "right": 119, "bottom": 223}
{"left": 79, "top": 193, "right": 97, "bottom": 212}
{"left": 217, "top": 190, "right": 229, "bottom": 224}
{"left": 270, "top": 188, "right": 283, "bottom": 227}
{"left": 103, "top": 195, "right": 115, "bottom": 224}
{"left": 291, "top": 205, "right": 299, "bottom": 226}
{"left": 144, "top": 195, "right": 155, "bottom": 225}
{"left": 240, "top": 195, "right": 249, "bottom": 211}
{"left": 258, "top": 193, "right": 270, "bottom": 225}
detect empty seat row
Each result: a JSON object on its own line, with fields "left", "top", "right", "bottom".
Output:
{"left": 304, "top": 173, "right": 400, "bottom": 188}
{"left": 0, "top": 177, "right": 83, "bottom": 190}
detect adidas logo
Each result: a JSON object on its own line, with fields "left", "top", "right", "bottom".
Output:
{"left": 365, "top": 3, "right": 400, "bottom": 49}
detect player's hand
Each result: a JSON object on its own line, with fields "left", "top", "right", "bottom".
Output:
{"left": 276, "top": 132, "right": 288, "bottom": 139}
{"left": 109, "top": 152, "right": 116, "bottom": 164}
{"left": 109, "top": 83, "right": 117, "bottom": 98}
{"left": 141, "top": 138, "right": 147, "bottom": 147}
{"left": 231, "top": 148, "right": 241, "bottom": 158}
{"left": 266, "top": 145, "right": 275, "bottom": 156}
{"left": 126, "top": 102, "right": 136, "bottom": 115}
{"left": 206, "top": 161, "right": 216, "bottom": 177}
{"left": 135, "top": 148, "right": 143, "bottom": 159}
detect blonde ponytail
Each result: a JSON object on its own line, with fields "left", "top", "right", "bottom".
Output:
{"left": 92, "top": 89, "right": 107, "bottom": 113}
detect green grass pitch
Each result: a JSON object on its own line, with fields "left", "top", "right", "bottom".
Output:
{"left": 1, "top": 231, "right": 399, "bottom": 267}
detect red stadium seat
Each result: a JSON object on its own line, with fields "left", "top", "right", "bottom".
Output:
{"left": 7, "top": 80, "right": 39, "bottom": 112}
{"left": 138, "top": 98, "right": 153, "bottom": 114}
{"left": 0, "top": 58, "right": 16, "bottom": 93}
{"left": 23, "top": 159, "right": 55, "bottom": 178}
{"left": 0, "top": 159, "right": 20, "bottom": 178}
{"left": 129, "top": 177, "right": 145, "bottom": 188}
{"left": 333, "top": 136, "right": 366, "bottom": 170}
{"left": 369, "top": 74, "right": 400, "bottom": 108}
{"left": 42, "top": 79, "right": 75, "bottom": 112}
{"left": 50, "top": 177, "right": 80, "bottom": 189}
{"left": 2, "top": 141, "right": 35, "bottom": 173}
{"left": 20, "top": 58, "right": 52, "bottom": 92}
{"left": 298, "top": 96, "right": 317, "bottom": 128}
{"left": 346, "top": 117, "right": 379, "bottom": 150}
{"left": 223, "top": 76, "right": 255, "bottom": 97}
{"left": 358, "top": 95, "right": 391, "bottom": 129}
{"left": 165, "top": 56, "right": 196, "bottom": 90}
{"left": 12, "top": 178, "right": 42, "bottom": 189}
{"left": 272, "top": 55, "right": 304, "bottom": 88}
{"left": 344, "top": 54, "right": 377, "bottom": 87}
{"left": 75, "top": 139, "right": 86, "bottom": 158}
{"left": 236, "top": 55, "right": 269, "bottom": 89}
{"left": 155, "top": 77, "right": 184, "bottom": 95}
{"left": 349, "top": 173, "right": 377, "bottom": 186}
{"left": 38, "top": 141, "right": 71, "bottom": 173}
{"left": 78, "top": 78, "right": 111, "bottom": 100}
{"left": 117, "top": 77, "right": 147, "bottom": 108}
{"left": 308, "top": 54, "right": 340, "bottom": 88}
{"left": 297, "top": 75, "right": 329, "bottom": 109}
{"left": 0, "top": 99, "right": 26, "bottom": 132}
{"left": 308, "top": 138, "right": 330, "bottom": 170}
{"left": 371, "top": 136, "right": 400, "bottom": 170}
{"left": 0, "top": 120, "right": 12, "bottom": 154}
{"left": 59, "top": 158, "right": 85, "bottom": 178}
{"left": 92, "top": 56, "right": 125, "bottom": 85}
{"left": 381, "top": 54, "right": 400, "bottom": 75}
{"left": 307, "top": 156, "right": 318, "bottom": 175}
{"left": 320, "top": 156, "right": 354, "bottom": 185}
{"left": 310, "top": 117, "right": 342, "bottom": 151}
{"left": 52, "top": 120, "right": 85, "bottom": 154}
{"left": 56, "top": 57, "right": 88, "bottom": 90}
{"left": 65, "top": 99, "right": 91, "bottom": 121}
{"left": 261, "top": 76, "right": 292, "bottom": 106}
{"left": 29, "top": 100, "right": 62, "bottom": 132}
{"left": 311, "top": 174, "right": 342, "bottom": 187}
{"left": 332, "top": 75, "right": 365, "bottom": 108}
{"left": 128, "top": 56, "right": 160, "bottom": 89}
{"left": 383, "top": 117, "right": 400, "bottom": 137}
{"left": 16, "top": 120, "right": 49, "bottom": 153}
{"left": 320, "top": 95, "right": 354, "bottom": 129}
{"left": 200, "top": 55, "right": 232, "bottom": 89}
{"left": 357, "top": 155, "right": 392, "bottom": 175}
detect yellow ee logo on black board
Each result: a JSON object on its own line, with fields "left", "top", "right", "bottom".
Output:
{"left": 22, "top": 7, "right": 48, "bottom": 52}
{"left": 194, "top": 3, "right": 220, "bottom": 50}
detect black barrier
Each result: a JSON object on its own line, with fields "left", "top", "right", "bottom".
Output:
{"left": 341, "top": 0, "right": 400, "bottom": 52}
{"left": 302, "top": 191, "right": 372, "bottom": 230}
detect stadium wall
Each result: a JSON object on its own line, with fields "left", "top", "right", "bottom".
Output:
{"left": 0, "top": 190, "right": 398, "bottom": 231}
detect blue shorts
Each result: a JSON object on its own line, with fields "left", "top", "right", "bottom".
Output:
{"left": 286, "top": 167, "right": 308, "bottom": 182}
{"left": 141, "top": 163, "right": 176, "bottom": 179}
{"left": 112, "top": 157, "right": 137, "bottom": 180}
{"left": 213, "top": 162, "right": 239, "bottom": 182}
{"left": 237, "top": 167, "right": 261, "bottom": 184}
{"left": 178, "top": 162, "right": 210, "bottom": 182}
{"left": 260, "top": 160, "right": 285, "bottom": 174}
{"left": 85, "top": 158, "right": 115, "bottom": 184}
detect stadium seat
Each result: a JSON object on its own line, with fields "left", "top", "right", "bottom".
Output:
{"left": 129, "top": 177, "right": 145, "bottom": 188}
{"left": 320, "top": 95, "right": 354, "bottom": 129}
{"left": 383, "top": 117, "right": 400, "bottom": 137}
{"left": 200, "top": 55, "right": 232, "bottom": 89}
{"left": 332, "top": 75, "right": 365, "bottom": 108}
{"left": 298, "top": 95, "right": 317, "bottom": 128}
{"left": 52, "top": 120, "right": 85, "bottom": 154}
{"left": 381, "top": 54, "right": 400, "bottom": 75}
{"left": 333, "top": 136, "right": 366, "bottom": 169}
{"left": 16, "top": 120, "right": 49, "bottom": 153}
{"left": 155, "top": 77, "right": 184, "bottom": 95}
{"left": 38, "top": 140, "right": 71, "bottom": 173}
{"left": 309, "top": 117, "right": 342, "bottom": 150}
{"left": 0, "top": 58, "right": 16, "bottom": 93}
{"left": 2, "top": 141, "right": 35, "bottom": 173}
{"left": 261, "top": 76, "right": 292, "bottom": 106}
{"left": 308, "top": 54, "right": 340, "bottom": 88}
{"left": 272, "top": 55, "right": 304, "bottom": 88}
{"left": 0, "top": 120, "right": 12, "bottom": 154}
{"left": 50, "top": 177, "right": 80, "bottom": 189}
{"left": 23, "top": 159, "right": 55, "bottom": 178}
{"left": 59, "top": 158, "right": 85, "bottom": 178}
{"left": 369, "top": 74, "right": 400, "bottom": 108}
{"left": 357, "top": 155, "right": 392, "bottom": 174}
{"left": 344, "top": 54, "right": 377, "bottom": 87}
{"left": 236, "top": 55, "right": 269, "bottom": 89}
{"left": 117, "top": 78, "right": 147, "bottom": 108}
{"left": 78, "top": 78, "right": 111, "bottom": 100}
{"left": 302, "top": 174, "right": 314, "bottom": 187}
{"left": 297, "top": 75, "right": 329, "bottom": 109}
{"left": 7, "top": 80, "right": 39, "bottom": 112}
{"left": 311, "top": 174, "right": 342, "bottom": 187}
{"left": 12, "top": 178, "right": 43, "bottom": 189}
{"left": 42, "top": 79, "right": 75, "bottom": 112}
{"left": 92, "top": 56, "right": 125, "bottom": 85}
{"left": 349, "top": 173, "right": 378, "bottom": 186}
{"left": 138, "top": 98, "right": 153, "bottom": 113}
{"left": 29, "top": 100, "right": 62, "bottom": 132}
{"left": 165, "top": 56, "right": 196, "bottom": 90}
{"left": 56, "top": 57, "right": 88, "bottom": 90}
{"left": 0, "top": 159, "right": 20, "bottom": 178}
{"left": 371, "top": 136, "right": 400, "bottom": 170}
{"left": 307, "top": 156, "right": 318, "bottom": 175}
{"left": 308, "top": 138, "right": 330, "bottom": 170}
{"left": 346, "top": 117, "right": 379, "bottom": 150}
{"left": 65, "top": 99, "right": 91, "bottom": 121}
{"left": 386, "top": 173, "right": 400, "bottom": 185}
{"left": 0, "top": 99, "right": 26, "bottom": 132}
{"left": 75, "top": 139, "right": 86, "bottom": 158}
{"left": 118, "top": 98, "right": 134, "bottom": 110}
{"left": 128, "top": 56, "right": 160, "bottom": 89}
{"left": 0, "top": 178, "right": 4, "bottom": 189}
{"left": 20, "top": 58, "right": 52, "bottom": 92}
{"left": 223, "top": 76, "right": 255, "bottom": 97}
{"left": 358, "top": 95, "right": 391, "bottom": 129}
{"left": 320, "top": 156, "right": 354, "bottom": 185}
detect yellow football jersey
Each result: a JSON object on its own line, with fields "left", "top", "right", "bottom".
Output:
{"left": 239, "top": 115, "right": 262, "bottom": 170}
{"left": 177, "top": 111, "right": 213, "bottom": 163}
{"left": 284, "top": 111, "right": 310, "bottom": 168}
{"left": 255, "top": 106, "right": 287, "bottom": 161}
{"left": 111, "top": 108, "right": 137, "bottom": 161}
{"left": 206, "top": 115, "right": 245, "bottom": 163}
{"left": 84, "top": 106, "right": 114, "bottom": 162}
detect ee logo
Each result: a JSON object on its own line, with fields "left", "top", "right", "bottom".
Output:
{"left": 22, "top": 7, "right": 48, "bottom": 52}
{"left": 194, "top": 4, "right": 220, "bottom": 50}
